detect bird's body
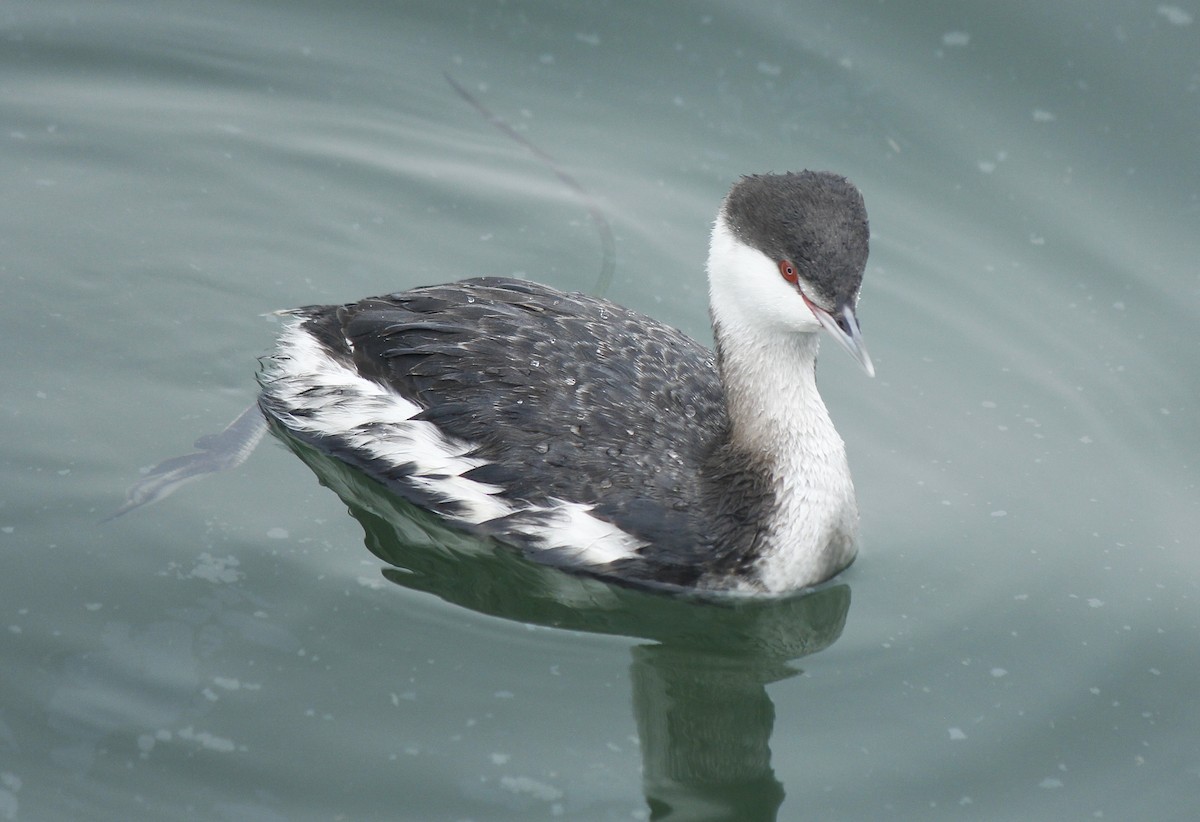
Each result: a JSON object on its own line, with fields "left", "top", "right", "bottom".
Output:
{"left": 259, "top": 171, "right": 873, "bottom": 594}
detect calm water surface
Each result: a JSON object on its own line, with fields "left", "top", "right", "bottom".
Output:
{"left": 2, "top": 1, "right": 1198, "bottom": 820}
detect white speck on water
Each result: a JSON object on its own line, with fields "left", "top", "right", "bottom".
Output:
{"left": 1080, "top": 435, "right": 1093, "bottom": 444}
{"left": 490, "top": 752, "right": 510, "bottom": 765}
{"left": 1087, "top": 598, "right": 1104, "bottom": 608}
{"left": 942, "top": 31, "right": 970, "bottom": 46}
{"left": 1, "top": 527, "right": 13, "bottom": 535}
{"left": 981, "top": 400, "right": 997, "bottom": 408}
{"left": 1112, "top": 301, "right": 1126, "bottom": 310}
{"left": 1039, "top": 777, "right": 1064, "bottom": 789}
{"left": 266, "top": 527, "right": 289, "bottom": 539}
{"left": 977, "top": 150, "right": 1009, "bottom": 174}
{"left": 1014, "top": 593, "right": 1029, "bottom": 600}
{"left": 575, "top": 32, "right": 600, "bottom": 46}
{"left": 539, "top": 53, "right": 555, "bottom": 64}
{"left": 84, "top": 603, "right": 102, "bottom": 611}
{"left": 990, "top": 510, "right": 1007, "bottom": 518}
{"left": 356, "top": 576, "right": 385, "bottom": 590}
{"left": 991, "top": 668, "right": 1008, "bottom": 677}
{"left": 185, "top": 553, "right": 243, "bottom": 584}
{"left": 178, "top": 726, "right": 236, "bottom": 753}
{"left": 1032, "top": 109, "right": 1057, "bottom": 122}
{"left": 493, "top": 690, "right": 515, "bottom": 699}
{"left": 948, "top": 727, "right": 967, "bottom": 741}
{"left": 757, "top": 61, "right": 782, "bottom": 76}
{"left": 213, "top": 677, "right": 241, "bottom": 691}
{"left": 1030, "top": 234, "right": 1046, "bottom": 245}
{"left": 1149, "top": 668, "right": 1161, "bottom": 676}
{"left": 499, "top": 775, "right": 563, "bottom": 802}
{"left": 202, "top": 688, "right": 219, "bottom": 702}
{"left": 1157, "top": 5, "right": 1193, "bottom": 25}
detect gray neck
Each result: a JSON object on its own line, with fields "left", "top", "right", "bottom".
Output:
{"left": 715, "top": 324, "right": 827, "bottom": 456}
{"left": 710, "top": 320, "right": 859, "bottom": 592}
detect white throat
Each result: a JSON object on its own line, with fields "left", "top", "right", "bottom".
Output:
{"left": 705, "top": 212, "right": 859, "bottom": 592}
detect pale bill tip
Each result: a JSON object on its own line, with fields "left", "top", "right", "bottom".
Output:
{"left": 811, "top": 303, "right": 875, "bottom": 378}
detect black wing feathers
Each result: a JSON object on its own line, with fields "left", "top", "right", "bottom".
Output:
{"left": 301, "top": 278, "right": 731, "bottom": 559}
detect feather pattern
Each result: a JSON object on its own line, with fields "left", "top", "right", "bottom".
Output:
{"left": 260, "top": 171, "right": 871, "bottom": 593}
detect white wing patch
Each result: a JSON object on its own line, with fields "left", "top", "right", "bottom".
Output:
{"left": 514, "top": 500, "right": 647, "bottom": 565}
{"left": 261, "top": 321, "right": 644, "bottom": 566}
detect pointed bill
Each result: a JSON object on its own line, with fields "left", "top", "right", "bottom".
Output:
{"left": 805, "top": 298, "right": 875, "bottom": 377}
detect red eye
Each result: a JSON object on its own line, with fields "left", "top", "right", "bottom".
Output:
{"left": 778, "top": 259, "right": 798, "bottom": 284}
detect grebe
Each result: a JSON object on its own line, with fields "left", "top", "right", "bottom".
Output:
{"left": 258, "top": 171, "right": 873, "bottom": 593}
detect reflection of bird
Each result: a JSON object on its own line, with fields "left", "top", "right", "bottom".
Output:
{"left": 259, "top": 171, "right": 874, "bottom": 594}
{"left": 307, "top": 432, "right": 851, "bottom": 822}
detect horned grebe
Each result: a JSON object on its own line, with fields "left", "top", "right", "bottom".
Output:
{"left": 258, "top": 171, "right": 873, "bottom": 594}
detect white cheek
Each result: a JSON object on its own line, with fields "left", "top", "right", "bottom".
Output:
{"left": 706, "top": 215, "right": 821, "bottom": 336}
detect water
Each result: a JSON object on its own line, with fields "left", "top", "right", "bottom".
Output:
{"left": 3, "top": 1, "right": 1198, "bottom": 819}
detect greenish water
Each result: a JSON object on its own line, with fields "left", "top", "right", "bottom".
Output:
{"left": 2, "top": 1, "right": 1198, "bottom": 819}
